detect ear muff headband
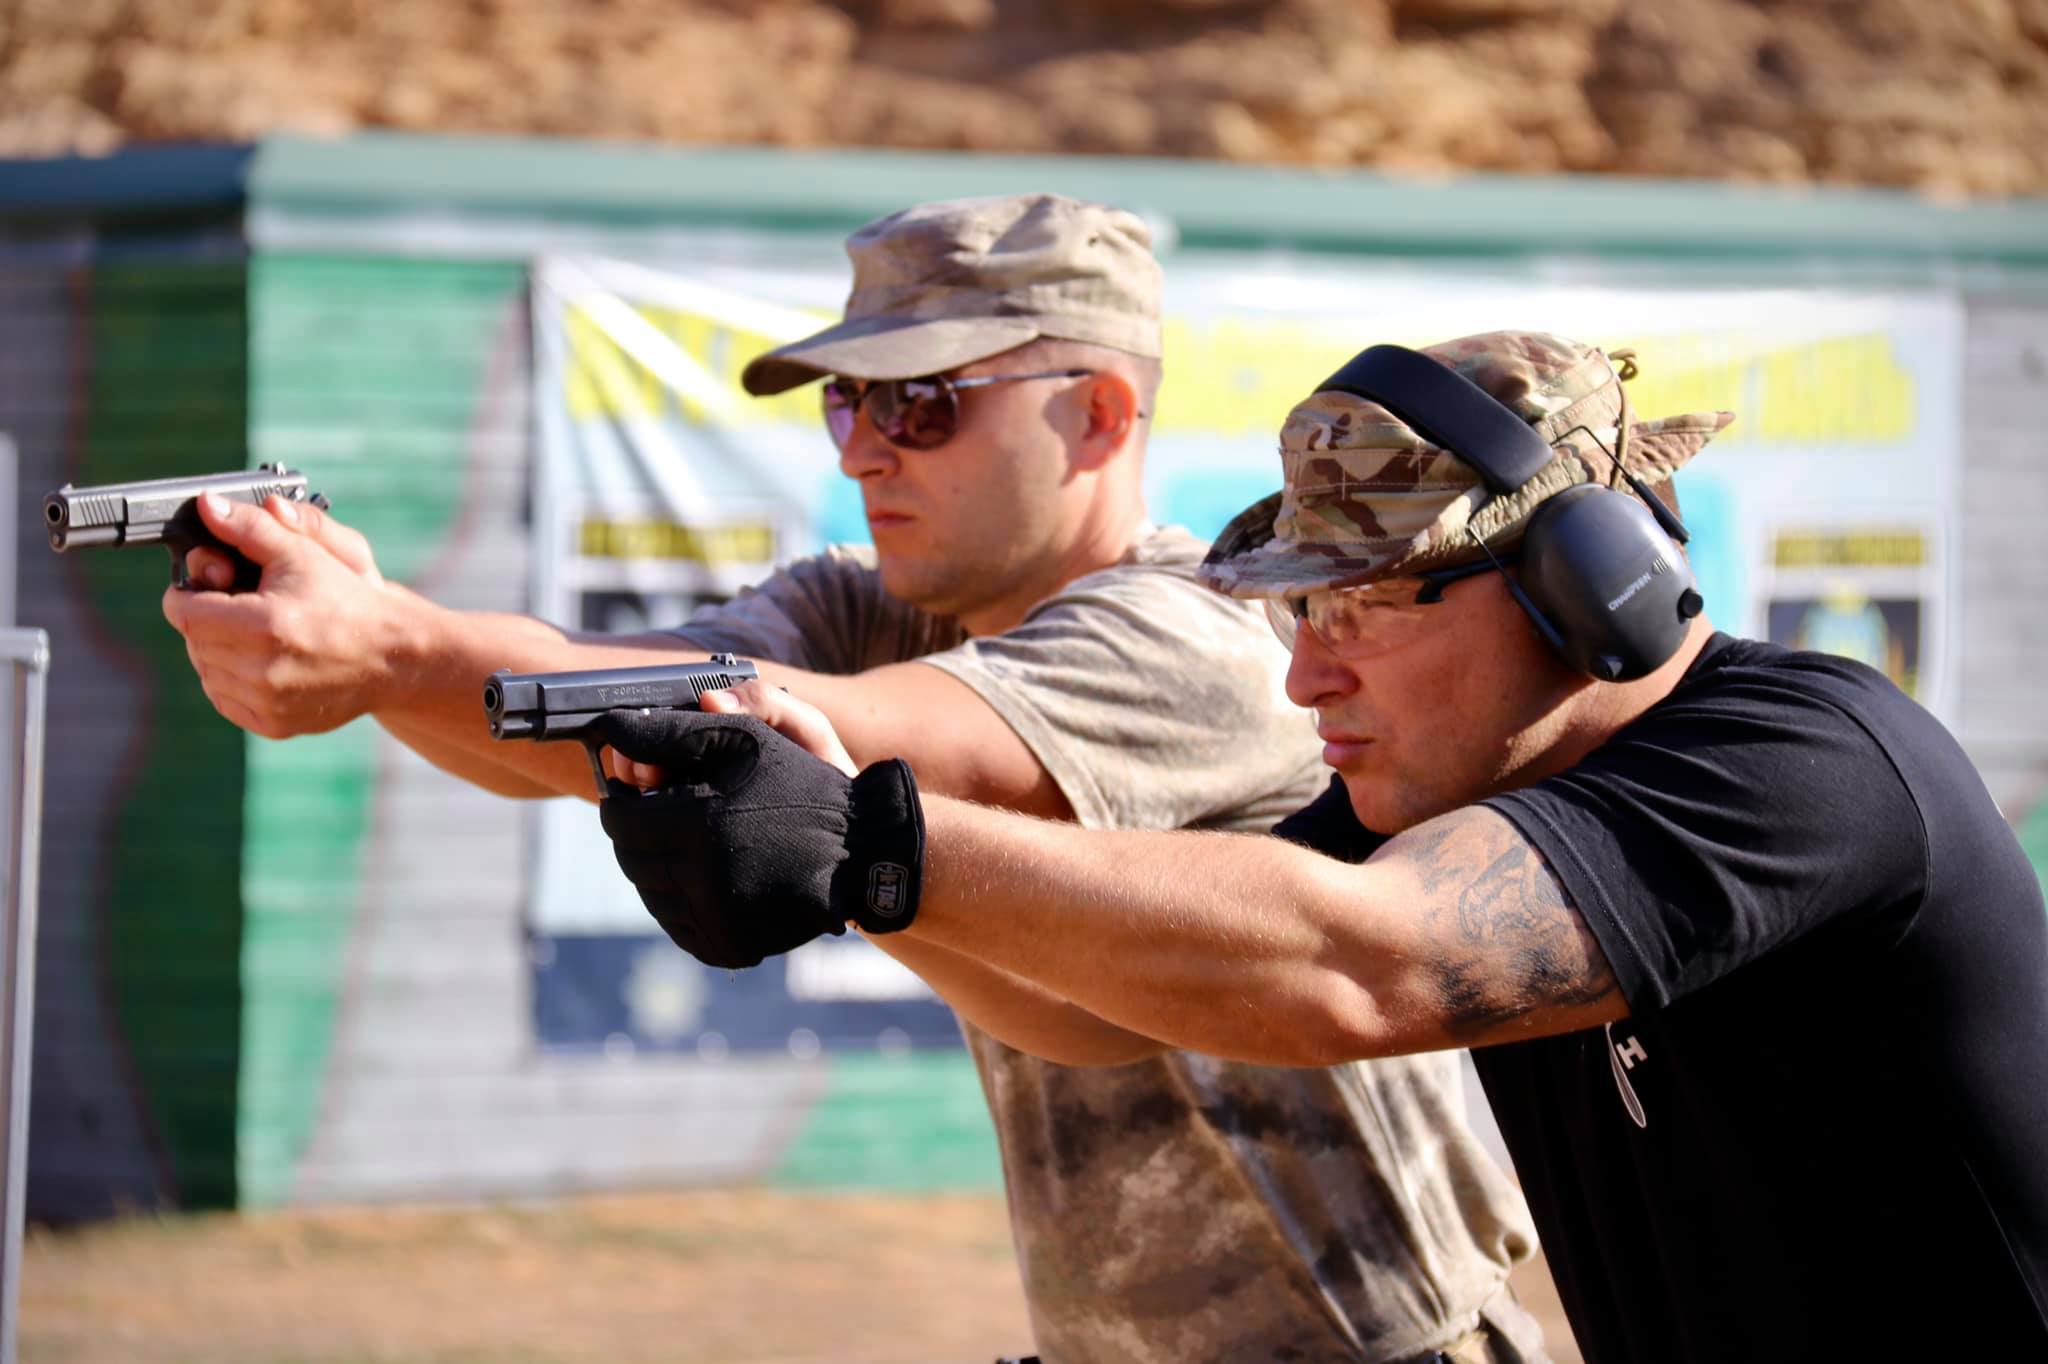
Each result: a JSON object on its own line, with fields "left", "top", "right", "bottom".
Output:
{"left": 1314, "top": 344, "right": 1555, "bottom": 494}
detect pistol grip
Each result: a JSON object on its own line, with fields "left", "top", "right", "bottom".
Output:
{"left": 165, "top": 535, "right": 261, "bottom": 592}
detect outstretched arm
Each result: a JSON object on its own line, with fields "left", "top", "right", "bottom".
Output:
{"left": 611, "top": 682, "right": 1616, "bottom": 1065}
{"left": 901, "top": 796, "right": 1624, "bottom": 1065}
{"left": 161, "top": 494, "right": 1072, "bottom": 814}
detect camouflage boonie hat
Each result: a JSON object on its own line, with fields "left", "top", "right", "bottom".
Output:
{"left": 1197, "top": 330, "right": 1735, "bottom": 599}
{"left": 740, "top": 193, "right": 1163, "bottom": 396}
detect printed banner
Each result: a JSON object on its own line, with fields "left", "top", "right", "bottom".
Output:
{"left": 529, "top": 251, "right": 1963, "bottom": 1055}
{"left": 1764, "top": 526, "right": 1936, "bottom": 697}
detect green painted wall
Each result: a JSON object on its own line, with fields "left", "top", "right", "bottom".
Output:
{"left": 772, "top": 1055, "right": 1003, "bottom": 1192}
{"left": 2020, "top": 798, "right": 2048, "bottom": 902}
{"left": 236, "top": 253, "right": 526, "bottom": 1205}
{"left": 79, "top": 260, "right": 252, "bottom": 1209}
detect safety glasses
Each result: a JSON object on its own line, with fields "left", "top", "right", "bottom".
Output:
{"left": 1266, "top": 554, "right": 1519, "bottom": 657}
{"left": 822, "top": 369, "right": 1094, "bottom": 451}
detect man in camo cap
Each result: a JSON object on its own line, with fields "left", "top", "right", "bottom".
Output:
{"left": 594, "top": 325, "right": 2048, "bottom": 1361}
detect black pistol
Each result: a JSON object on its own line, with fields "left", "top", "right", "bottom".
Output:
{"left": 44, "top": 462, "right": 331, "bottom": 591}
{"left": 483, "top": 654, "right": 762, "bottom": 797}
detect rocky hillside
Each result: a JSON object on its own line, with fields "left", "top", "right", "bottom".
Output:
{"left": 3, "top": 0, "right": 2044, "bottom": 196}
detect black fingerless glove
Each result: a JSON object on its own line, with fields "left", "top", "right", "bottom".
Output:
{"left": 593, "top": 710, "right": 925, "bottom": 970}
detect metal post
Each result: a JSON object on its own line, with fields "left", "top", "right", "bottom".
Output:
{"left": 0, "top": 436, "right": 16, "bottom": 829}
{"left": 0, "top": 629, "right": 49, "bottom": 1364}
{"left": 0, "top": 434, "right": 16, "bottom": 628}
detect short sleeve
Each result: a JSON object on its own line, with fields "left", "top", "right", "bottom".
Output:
{"left": 1484, "top": 658, "right": 1929, "bottom": 1012}
{"left": 673, "top": 546, "right": 962, "bottom": 675}
{"left": 920, "top": 558, "right": 1323, "bottom": 833}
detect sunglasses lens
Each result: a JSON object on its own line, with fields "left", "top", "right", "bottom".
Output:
{"left": 822, "top": 381, "right": 859, "bottom": 447}
{"left": 1264, "top": 598, "right": 1303, "bottom": 650}
{"left": 870, "top": 378, "right": 958, "bottom": 450}
{"left": 1274, "top": 585, "right": 1445, "bottom": 658}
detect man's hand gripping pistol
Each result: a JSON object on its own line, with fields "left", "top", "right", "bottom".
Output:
{"left": 483, "top": 655, "right": 761, "bottom": 797}
{"left": 44, "top": 463, "right": 330, "bottom": 591}
{"left": 493, "top": 659, "right": 928, "bottom": 970}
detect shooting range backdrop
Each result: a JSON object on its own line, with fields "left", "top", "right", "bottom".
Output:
{"left": 6, "top": 135, "right": 2048, "bottom": 1217}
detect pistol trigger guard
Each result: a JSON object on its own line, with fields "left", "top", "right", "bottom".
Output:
{"left": 583, "top": 739, "right": 610, "bottom": 801}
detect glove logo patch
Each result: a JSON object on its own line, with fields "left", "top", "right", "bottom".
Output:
{"left": 867, "top": 862, "right": 910, "bottom": 919}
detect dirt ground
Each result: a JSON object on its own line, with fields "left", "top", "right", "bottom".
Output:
{"left": 21, "top": 1190, "right": 1580, "bottom": 1364}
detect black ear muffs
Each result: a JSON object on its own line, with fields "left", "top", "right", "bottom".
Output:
{"left": 1313, "top": 343, "right": 1704, "bottom": 681}
{"left": 1519, "top": 485, "right": 1703, "bottom": 682}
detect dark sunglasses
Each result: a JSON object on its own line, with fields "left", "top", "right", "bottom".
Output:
{"left": 822, "top": 368, "right": 1094, "bottom": 451}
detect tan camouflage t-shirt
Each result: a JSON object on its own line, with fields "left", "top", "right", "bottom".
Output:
{"left": 678, "top": 526, "right": 1541, "bottom": 1364}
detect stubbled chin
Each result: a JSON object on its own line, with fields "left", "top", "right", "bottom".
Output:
{"left": 1338, "top": 775, "right": 1444, "bottom": 837}
{"left": 875, "top": 560, "right": 961, "bottom": 617}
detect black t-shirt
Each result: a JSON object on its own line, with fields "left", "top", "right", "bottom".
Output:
{"left": 1275, "top": 634, "right": 2048, "bottom": 1362}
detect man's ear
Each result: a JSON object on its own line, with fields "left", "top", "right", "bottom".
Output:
{"left": 1078, "top": 371, "right": 1141, "bottom": 467}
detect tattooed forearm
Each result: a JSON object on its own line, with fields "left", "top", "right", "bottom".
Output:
{"left": 1382, "top": 808, "right": 1619, "bottom": 1042}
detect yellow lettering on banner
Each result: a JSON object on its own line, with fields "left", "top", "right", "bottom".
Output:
{"left": 578, "top": 519, "right": 778, "bottom": 565}
{"left": 562, "top": 307, "right": 603, "bottom": 419}
{"left": 1157, "top": 322, "right": 1917, "bottom": 448}
{"left": 565, "top": 305, "right": 662, "bottom": 421}
{"left": 658, "top": 309, "right": 718, "bottom": 426}
{"left": 563, "top": 296, "right": 1920, "bottom": 450}
{"left": 1154, "top": 318, "right": 1386, "bottom": 437}
{"left": 561, "top": 300, "right": 835, "bottom": 427}
{"left": 1620, "top": 332, "right": 1758, "bottom": 434}
{"left": 1618, "top": 331, "right": 1915, "bottom": 446}
{"left": 1755, "top": 335, "right": 1914, "bottom": 444}
{"left": 1772, "top": 528, "right": 1927, "bottom": 569}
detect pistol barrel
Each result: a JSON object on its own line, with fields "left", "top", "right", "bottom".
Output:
{"left": 46, "top": 523, "right": 123, "bottom": 550}
{"left": 44, "top": 463, "right": 326, "bottom": 555}
{"left": 483, "top": 656, "right": 760, "bottom": 741}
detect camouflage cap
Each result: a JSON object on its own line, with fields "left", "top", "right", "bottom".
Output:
{"left": 1197, "top": 330, "right": 1735, "bottom": 600}
{"left": 740, "top": 193, "right": 1163, "bottom": 396}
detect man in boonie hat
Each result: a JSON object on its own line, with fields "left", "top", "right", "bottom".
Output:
{"left": 163, "top": 199, "right": 1548, "bottom": 1363}
{"left": 1196, "top": 328, "right": 1732, "bottom": 832}
{"left": 596, "top": 326, "right": 2048, "bottom": 1362}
